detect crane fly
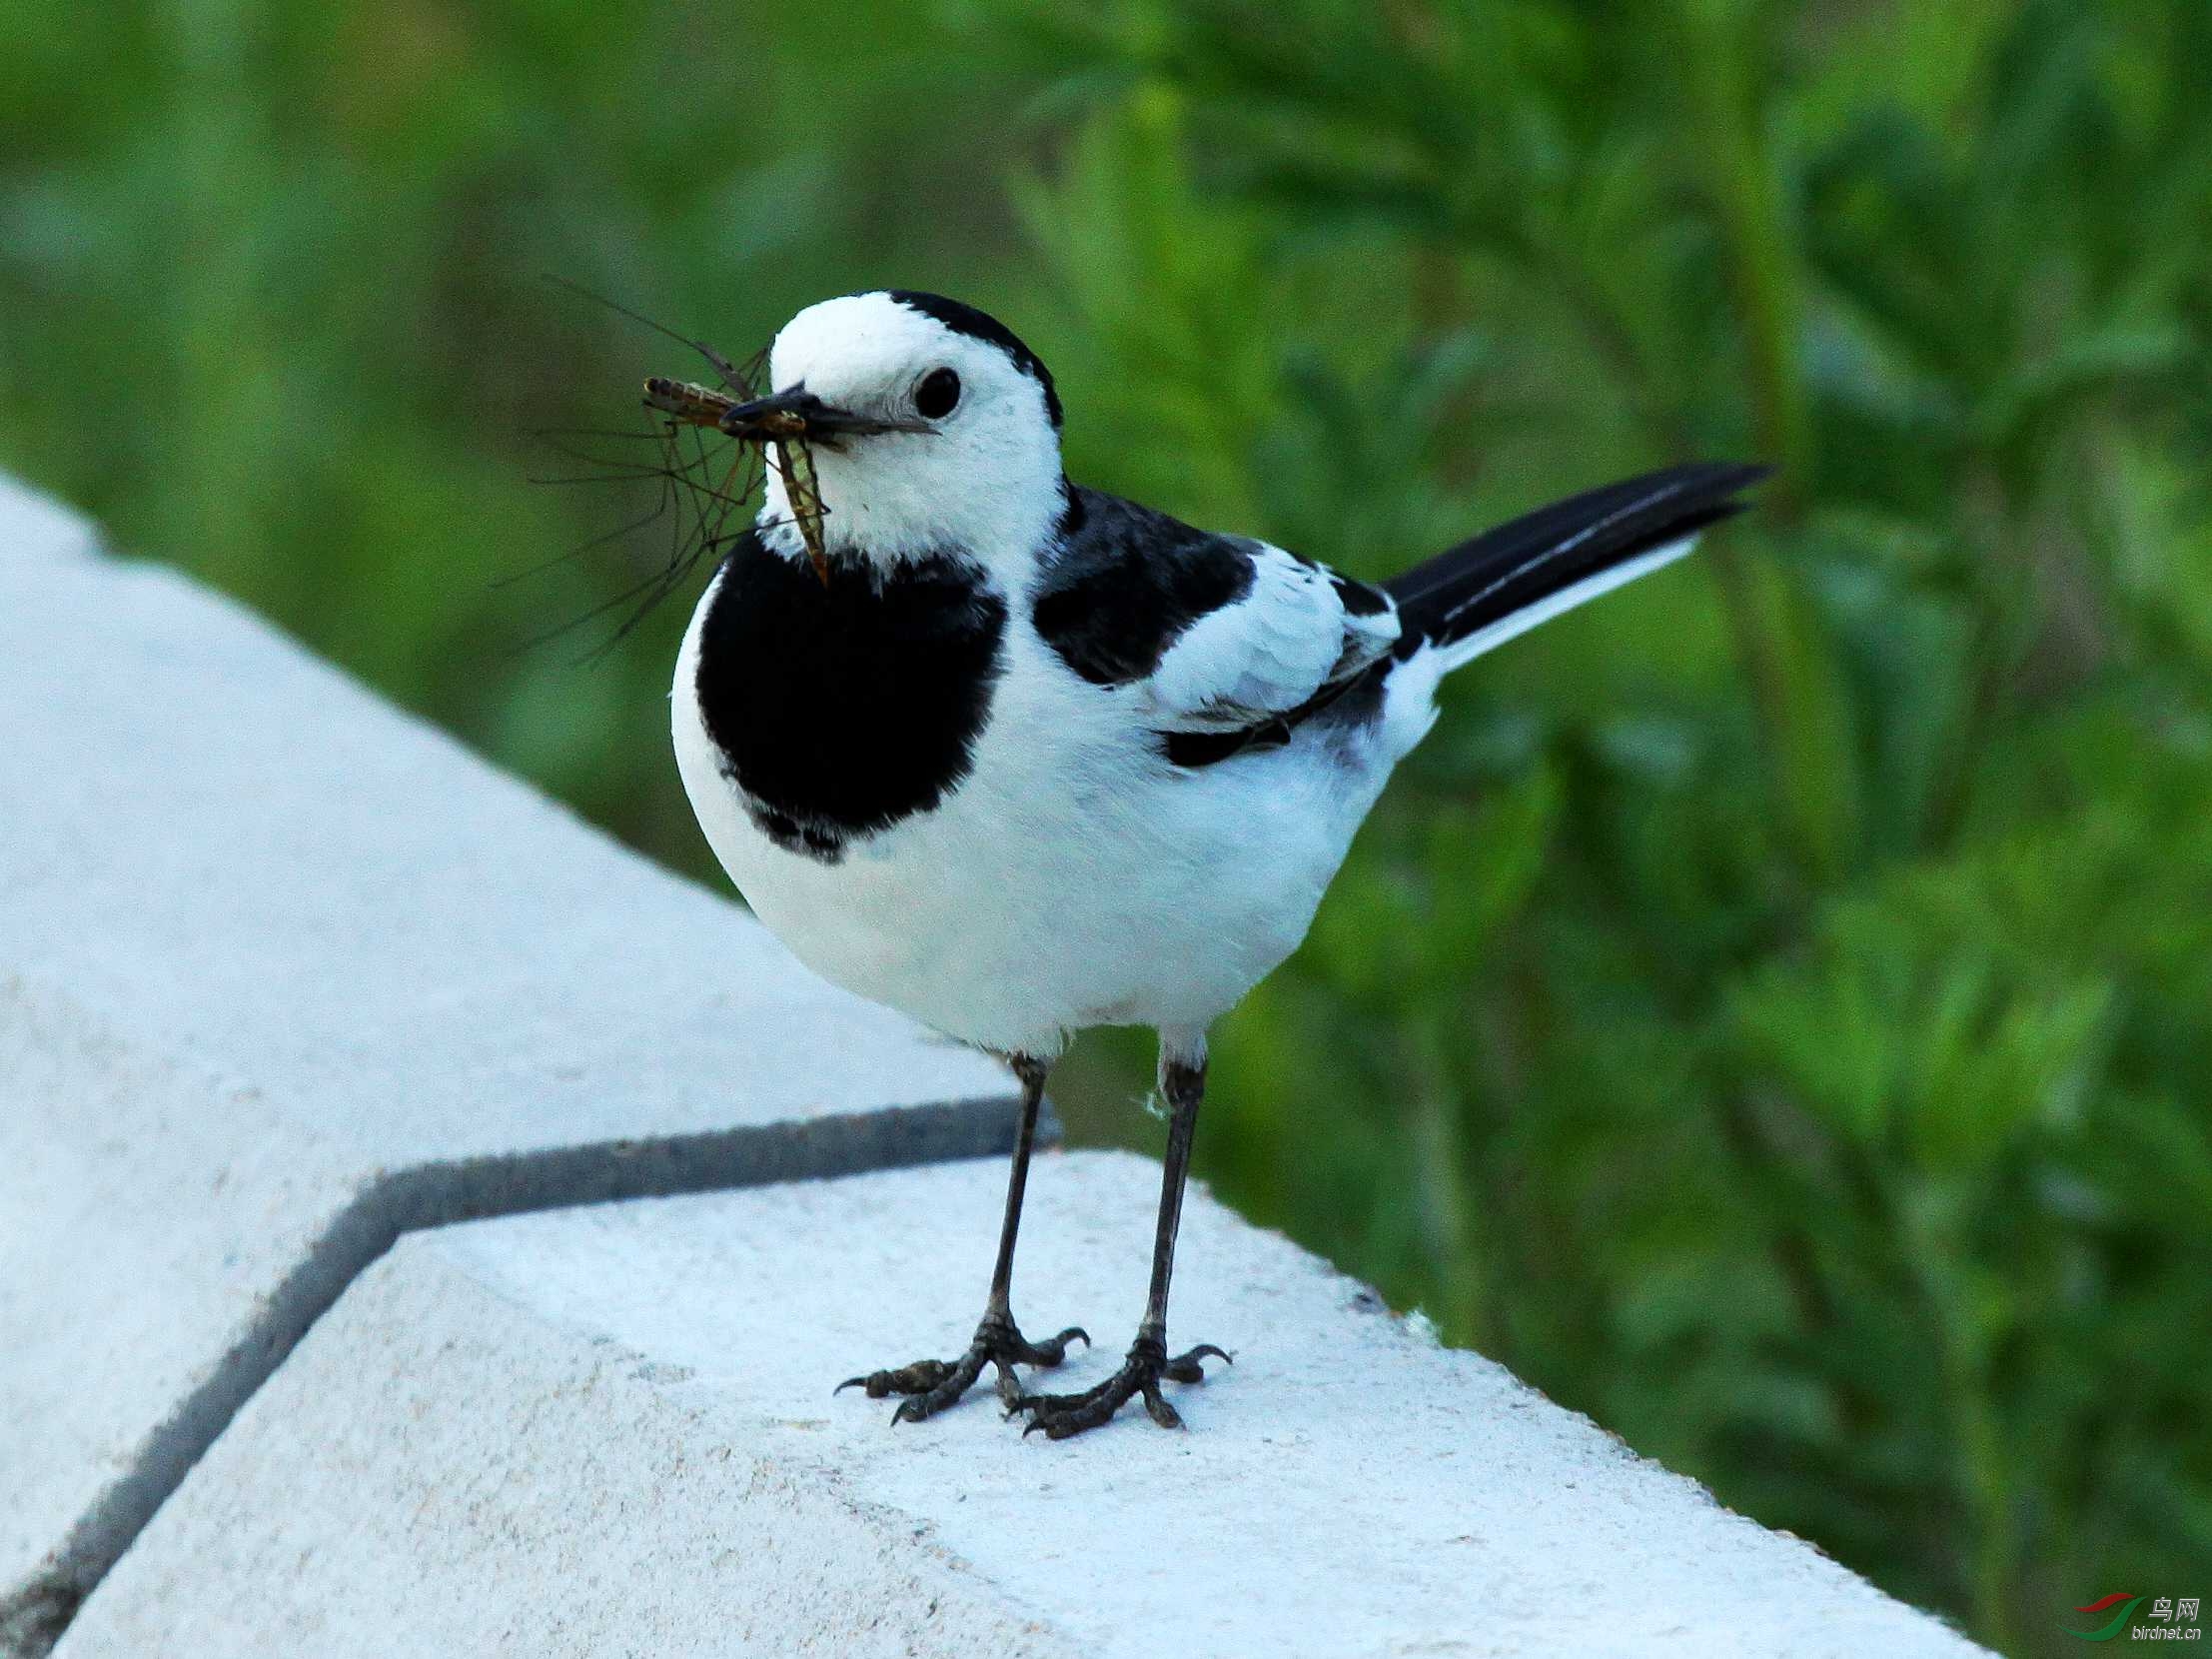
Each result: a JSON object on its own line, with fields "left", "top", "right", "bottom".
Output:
{"left": 643, "top": 375, "right": 832, "bottom": 584}
{"left": 518, "top": 277, "right": 843, "bottom": 661}
{"left": 528, "top": 278, "right": 931, "bottom": 656}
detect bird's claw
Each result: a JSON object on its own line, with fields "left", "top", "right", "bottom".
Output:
{"left": 835, "top": 1357, "right": 957, "bottom": 1396}
{"left": 1007, "top": 1334, "right": 1231, "bottom": 1439}
{"left": 835, "top": 1313, "right": 1089, "bottom": 1423}
{"left": 1160, "top": 1342, "right": 1230, "bottom": 1383}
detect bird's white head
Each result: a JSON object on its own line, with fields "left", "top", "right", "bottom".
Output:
{"left": 740, "top": 291, "right": 1067, "bottom": 577}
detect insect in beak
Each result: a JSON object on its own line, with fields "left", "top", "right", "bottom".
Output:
{"left": 642, "top": 378, "right": 926, "bottom": 585}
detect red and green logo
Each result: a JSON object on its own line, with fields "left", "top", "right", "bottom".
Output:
{"left": 2069, "top": 1594, "right": 2144, "bottom": 1642}
{"left": 2068, "top": 1594, "right": 2202, "bottom": 1641}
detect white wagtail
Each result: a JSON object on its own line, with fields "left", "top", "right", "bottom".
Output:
{"left": 656, "top": 290, "right": 1765, "bottom": 1438}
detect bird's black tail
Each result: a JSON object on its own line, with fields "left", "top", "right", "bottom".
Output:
{"left": 1386, "top": 462, "right": 1769, "bottom": 670}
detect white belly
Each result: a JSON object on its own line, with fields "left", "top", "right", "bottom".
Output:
{"left": 671, "top": 571, "right": 1404, "bottom": 1057}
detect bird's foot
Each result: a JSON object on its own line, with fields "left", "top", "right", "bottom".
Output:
{"left": 1006, "top": 1332, "right": 1231, "bottom": 1439}
{"left": 836, "top": 1311, "right": 1089, "bottom": 1424}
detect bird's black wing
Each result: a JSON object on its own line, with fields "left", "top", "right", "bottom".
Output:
{"left": 1029, "top": 487, "right": 1401, "bottom": 757}
{"left": 1034, "top": 466, "right": 1769, "bottom": 770}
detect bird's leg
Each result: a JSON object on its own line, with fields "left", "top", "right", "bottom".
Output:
{"left": 836, "top": 1053, "right": 1088, "bottom": 1422}
{"left": 1008, "top": 1037, "right": 1230, "bottom": 1439}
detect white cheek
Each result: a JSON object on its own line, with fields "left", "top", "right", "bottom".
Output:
{"left": 791, "top": 413, "right": 1063, "bottom": 573}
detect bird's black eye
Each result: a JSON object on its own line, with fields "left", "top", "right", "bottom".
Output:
{"left": 914, "top": 367, "right": 961, "bottom": 420}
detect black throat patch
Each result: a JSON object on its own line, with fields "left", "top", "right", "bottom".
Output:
{"left": 693, "top": 532, "right": 1008, "bottom": 862}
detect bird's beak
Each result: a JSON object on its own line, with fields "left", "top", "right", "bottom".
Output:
{"left": 710, "top": 385, "right": 924, "bottom": 446}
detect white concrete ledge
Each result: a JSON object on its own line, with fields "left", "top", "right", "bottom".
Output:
{"left": 0, "top": 476, "right": 96, "bottom": 566}
{"left": 4, "top": 475, "right": 1984, "bottom": 1656}
{"left": 62, "top": 1155, "right": 1986, "bottom": 1658}
{"left": 0, "top": 483, "right": 1019, "bottom": 1652}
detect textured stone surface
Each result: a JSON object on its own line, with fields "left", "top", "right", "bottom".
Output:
{"left": 0, "top": 487, "right": 1017, "bottom": 1648}
{"left": 0, "top": 475, "right": 96, "bottom": 566}
{"left": 64, "top": 1154, "right": 1987, "bottom": 1659}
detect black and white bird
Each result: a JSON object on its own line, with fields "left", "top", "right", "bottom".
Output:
{"left": 665, "top": 290, "right": 1764, "bottom": 1438}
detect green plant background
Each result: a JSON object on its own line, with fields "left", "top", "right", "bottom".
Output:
{"left": 4, "top": 3, "right": 2207, "bottom": 1651}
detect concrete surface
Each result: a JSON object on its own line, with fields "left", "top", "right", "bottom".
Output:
{"left": 0, "top": 484, "right": 1019, "bottom": 1651}
{"left": 0, "top": 476, "right": 97, "bottom": 565}
{"left": 62, "top": 1154, "right": 1988, "bottom": 1659}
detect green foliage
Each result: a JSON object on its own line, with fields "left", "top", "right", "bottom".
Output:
{"left": 4, "top": 2, "right": 2207, "bottom": 1650}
